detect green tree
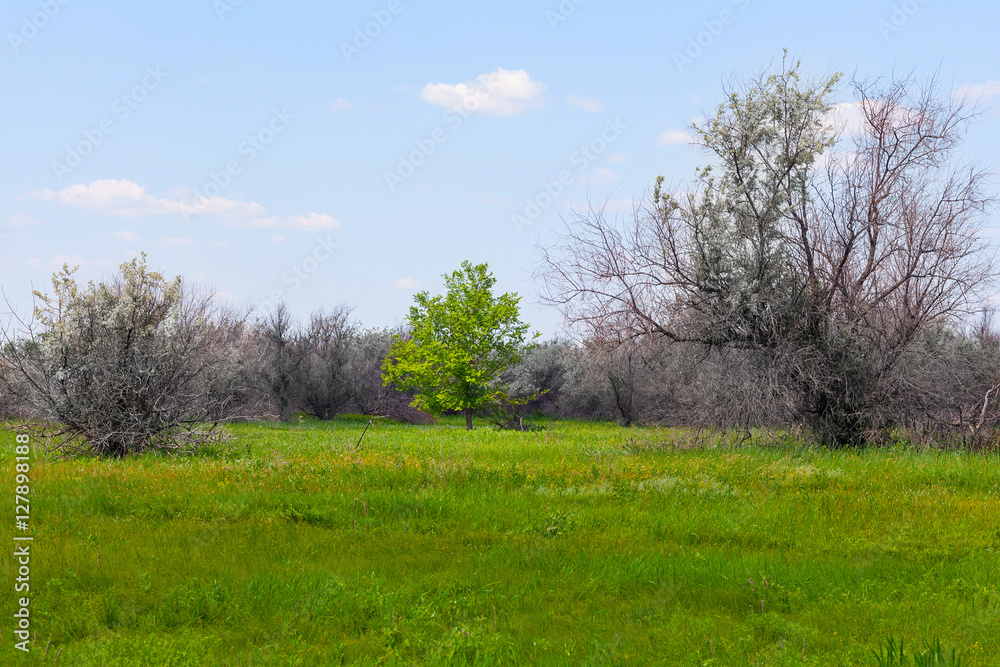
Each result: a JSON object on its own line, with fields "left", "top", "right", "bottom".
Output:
{"left": 382, "top": 261, "right": 532, "bottom": 430}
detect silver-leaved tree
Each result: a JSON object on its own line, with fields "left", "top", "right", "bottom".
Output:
{"left": 539, "top": 56, "right": 996, "bottom": 446}
{"left": 1, "top": 255, "right": 259, "bottom": 456}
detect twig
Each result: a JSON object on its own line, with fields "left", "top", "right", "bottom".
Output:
{"left": 354, "top": 392, "right": 388, "bottom": 452}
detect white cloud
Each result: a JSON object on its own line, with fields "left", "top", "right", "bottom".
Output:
{"left": 814, "top": 146, "right": 858, "bottom": 173}
{"left": 955, "top": 80, "right": 1000, "bottom": 102}
{"left": 325, "top": 98, "right": 354, "bottom": 113}
{"left": 588, "top": 167, "right": 622, "bottom": 184}
{"left": 826, "top": 102, "right": 868, "bottom": 137}
{"left": 421, "top": 68, "right": 547, "bottom": 117}
{"left": 113, "top": 230, "right": 140, "bottom": 242}
{"left": 29, "top": 179, "right": 340, "bottom": 231}
{"left": 214, "top": 291, "right": 238, "bottom": 304}
{"left": 26, "top": 253, "right": 91, "bottom": 271}
{"left": 156, "top": 237, "right": 194, "bottom": 248}
{"left": 2, "top": 212, "right": 38, "bottom": 227}
{"left": 657, "top": 129, "right": 695, "bottom": 146}
{"left": 187, "top": 195, "right": 339, "bottom": 229}
{"left": 30, "top": 179, "right": 184, "bottom": 217}
{"left": 609, "top": 153, "right": 626, "bottom": 163}
{"left": 567, "top": 95, "right": 603, "bottom": 113}
{"left": 393, "top": 277, "right": 422, "bottom": 290}
{"left": 177, "top": 193, "right": 268, "bottom": 218}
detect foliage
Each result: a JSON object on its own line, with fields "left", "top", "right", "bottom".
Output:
{"left": 540, "top": 55, "right": 997, "bottom": 446}
{"left": 0, "top": 255, "right": 256, "bottom": 456}
{"left": 871, "top": 637, "right": 965, "bottom": 666}
{"left": 478, "top": 389, "right": 544, "bottom": 431}
{"left": 382, "top": 261, "right": 532, "bottom": 429}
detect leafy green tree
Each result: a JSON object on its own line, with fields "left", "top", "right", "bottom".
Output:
{"left": 382, "top": 261, "right": 532, "bottom": 430}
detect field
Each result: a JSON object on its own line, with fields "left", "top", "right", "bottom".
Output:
{"left": 2, "top": 418, "right": 999, "bottom": 665}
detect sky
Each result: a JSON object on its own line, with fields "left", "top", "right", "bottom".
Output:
{"left": 1, "top": 0, "right": 998, "bottom": 337}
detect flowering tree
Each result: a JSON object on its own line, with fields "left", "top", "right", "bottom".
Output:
{"left": 1, "top": 255, "right": 257, "bottom": 456}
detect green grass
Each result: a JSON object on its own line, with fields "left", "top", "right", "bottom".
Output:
{"left": 1, "top": 417, "right": 998, "bottom": 665}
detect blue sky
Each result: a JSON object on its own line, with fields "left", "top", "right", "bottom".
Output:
{"left": 1, "top": 0, "right": 998, "bottom": 336}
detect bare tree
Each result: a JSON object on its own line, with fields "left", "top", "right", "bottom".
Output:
{"left": 347, "top": 327, "right": 395, "bottom": 416}
{"left": 298, "top": 306, "right": 356, "bottom": 420}
{"left": 253, "top": 307, "right": 432, "bottom": 424}
{"left": 256, "top": 302, "right": 309, "bottom": 420}
{"left": 539, "top": 59, "right": 997, "bottom": 444}
{"left": 345, "top": 327, "right": 433, "bottom": 423}
{"left": 887, "top": 316, "right": 1000, "bottom": 449}
{"left": 0, "top": 354, "right": 30, "bottom": 419}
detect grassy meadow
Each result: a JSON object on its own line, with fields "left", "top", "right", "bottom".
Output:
{"left": 1, "top": 417, "right": 999, "bottom": 665}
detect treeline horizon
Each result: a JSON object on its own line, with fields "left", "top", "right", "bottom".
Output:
{"left": 2, "top": 253, "right": 1000, "bottom": 453}
{"left": 5, "top": 57, "right": 1000, "bottom": 454}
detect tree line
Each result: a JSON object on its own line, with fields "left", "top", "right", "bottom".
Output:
{"left": 2, "top": 57, "right": 999, "bottom": 455}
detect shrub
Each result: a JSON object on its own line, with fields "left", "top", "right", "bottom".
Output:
{"left": 0, "top": 256, "right": 258, "bottom": 456}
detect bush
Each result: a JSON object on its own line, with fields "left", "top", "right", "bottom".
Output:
{"left": 0, "top": 257, "right": 259, "bottom": 456}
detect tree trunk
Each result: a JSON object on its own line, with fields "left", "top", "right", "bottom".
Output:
{"left": 465, "top": 409, "right": 473, "bottom": 431}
